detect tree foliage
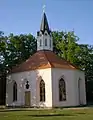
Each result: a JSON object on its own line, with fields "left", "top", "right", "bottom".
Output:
{"left": 0, "top": 33, "right": 36, "bottom": 73}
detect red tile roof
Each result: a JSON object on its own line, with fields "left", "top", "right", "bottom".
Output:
{"left": 11, "top": 50, "right": 78, "bottom": 73}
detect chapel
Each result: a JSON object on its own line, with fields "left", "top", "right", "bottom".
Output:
{"left": 6, "top": 11, "right": 86, "bottom": 107}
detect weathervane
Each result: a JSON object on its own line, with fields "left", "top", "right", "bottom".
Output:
{"left": 43, "top": 5, "right": 46, "bottom": 13}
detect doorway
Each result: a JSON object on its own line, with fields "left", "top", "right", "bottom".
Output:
{"left": 25, "top": 91, "right": 31, "bottom": 106}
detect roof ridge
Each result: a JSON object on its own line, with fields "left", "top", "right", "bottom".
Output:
{"left": 44, "top": 51, "right": 79, "bottom": 69}
{"left": 43, "top": 50, "right": 53, "bottom": 67}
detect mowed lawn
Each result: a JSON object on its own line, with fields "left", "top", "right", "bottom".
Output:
{"left": 0, "top": 107, "right": 93, "bottom": 120}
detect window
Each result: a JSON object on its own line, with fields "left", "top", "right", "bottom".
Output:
{"left": 13, "top": 82, "right": 17, "bottom": 102}
{"left": 59, "top": 78, "right": 66, "bottom": 101}
{"left": 40, "top": 39, "right": 42, "bottom": 46}
{"left": 78, "top": 78, "right": 81, "bottom": 104}
{"left": 40, "top": 79, "right": 45, "bottom": 102}
{"left": 50, "top": 39, "right": 51, "bottom": 47}
{"left": 45, "top": 39, "right": 47, "bottom": 46}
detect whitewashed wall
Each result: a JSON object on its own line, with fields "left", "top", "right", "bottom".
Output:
{"left": 6, "top": 68, "right": 52, "bottom": 107}
{"left": 6, "top": 67, "right": 86, "bottom": 107}
{"left": 74, "top": 70, "right": 86, "bottom": 105}
{"left": 36, "top": 68, "right": 52, "bottom": 107}
{"left": 6, "top": 71, "right": 36, "bottom": 106}
{"left": 51, "top": 68, "right": 86, "bottom": 107}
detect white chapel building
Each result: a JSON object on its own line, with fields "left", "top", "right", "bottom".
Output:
{"left": 6, "top": 12, "right": 86, "bottom": 107}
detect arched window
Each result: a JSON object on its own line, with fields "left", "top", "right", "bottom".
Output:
{"left": 78, "top": 78, "right": 81, "bottom": 104}
{"left": 59, "top": 78, "right": 66, "bottom": 101}
{"left": 40, "top": 39, "right": 42, "bottom": 46}
{"left": 40, "top": 79, "right": 45, "bottom": 102}
{"left": 13, "top": 82, "right": 17, "bottom": 101}
{"left": 50, "top": 39, "right": 51, "bottom": 47}
{"left": 45, "top": 39, "right": 47, "bottom": 46}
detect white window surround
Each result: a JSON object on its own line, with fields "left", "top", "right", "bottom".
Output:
{"left": 45, "top": 39, "right": 47, "bottom": 46}
{"left": 40, "top": 39, "right": 42, "bottom": 46}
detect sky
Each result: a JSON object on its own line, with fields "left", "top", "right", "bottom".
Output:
{"left": 0, "top": 0, "right": 93, "bottom": 44}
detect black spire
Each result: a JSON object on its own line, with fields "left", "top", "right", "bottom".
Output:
{"left": 40, "top": 12, "right": 50, "bottom": 33}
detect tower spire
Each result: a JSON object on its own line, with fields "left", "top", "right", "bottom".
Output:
{"left": 37, "top": 8, "right": 53, "bottom": 51}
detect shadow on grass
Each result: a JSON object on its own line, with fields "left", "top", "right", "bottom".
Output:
{"left": 0, "top": 108, "right": 49, "bottom": 112}
{"left": 27, "top": 113, "right": 76, "bottom": 117}
{"left": 76, "top": 112, "right": 86, "bottom": 115}
{"left": 27, "top": 112, "right": 86, "bottom": 117}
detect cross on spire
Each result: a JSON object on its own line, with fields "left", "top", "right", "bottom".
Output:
{"left": 43, "top": 5, "right": 46, "bottom": 13}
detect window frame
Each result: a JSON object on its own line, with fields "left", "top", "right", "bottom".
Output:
{"left": 40, "top": 79, "right": 45, "bottom": 102}
{"left": 40, "top": 39, "right": 42, "bottom": 47}
{"left": 13, "top": 81, "right": 17, "bottom": 102}
{"left": 50, "top": 39, "right": 51, "bottom": 47}
{"left": 45, "top": 39, "right": 47, "bottom": 46}
{"left": 59, "top": 78, "right": 66, "bottom": 101}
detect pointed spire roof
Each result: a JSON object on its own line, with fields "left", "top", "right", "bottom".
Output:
{"left": 40, "top": 12, "right": 50, "bottom": 33}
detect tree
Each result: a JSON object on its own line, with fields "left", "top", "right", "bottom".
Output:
{"left": 6, "top": 33, "right": 36, "bottom": 71}
{"left": 0, "top": 33, "right": 36, "bottom": 73}
{"left": 52, "top": 31, "right": 80, "bottom": 64}
{"left": 0, "top": 31, "right": 7, "bottom": 104}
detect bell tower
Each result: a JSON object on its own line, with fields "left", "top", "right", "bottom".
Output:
{"left": 37, "top": 10, "right": 53, "bottom": 51}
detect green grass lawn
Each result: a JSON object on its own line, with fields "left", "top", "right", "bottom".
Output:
{"left": 0, "top": 108, "right": 93, "bottom": 120}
